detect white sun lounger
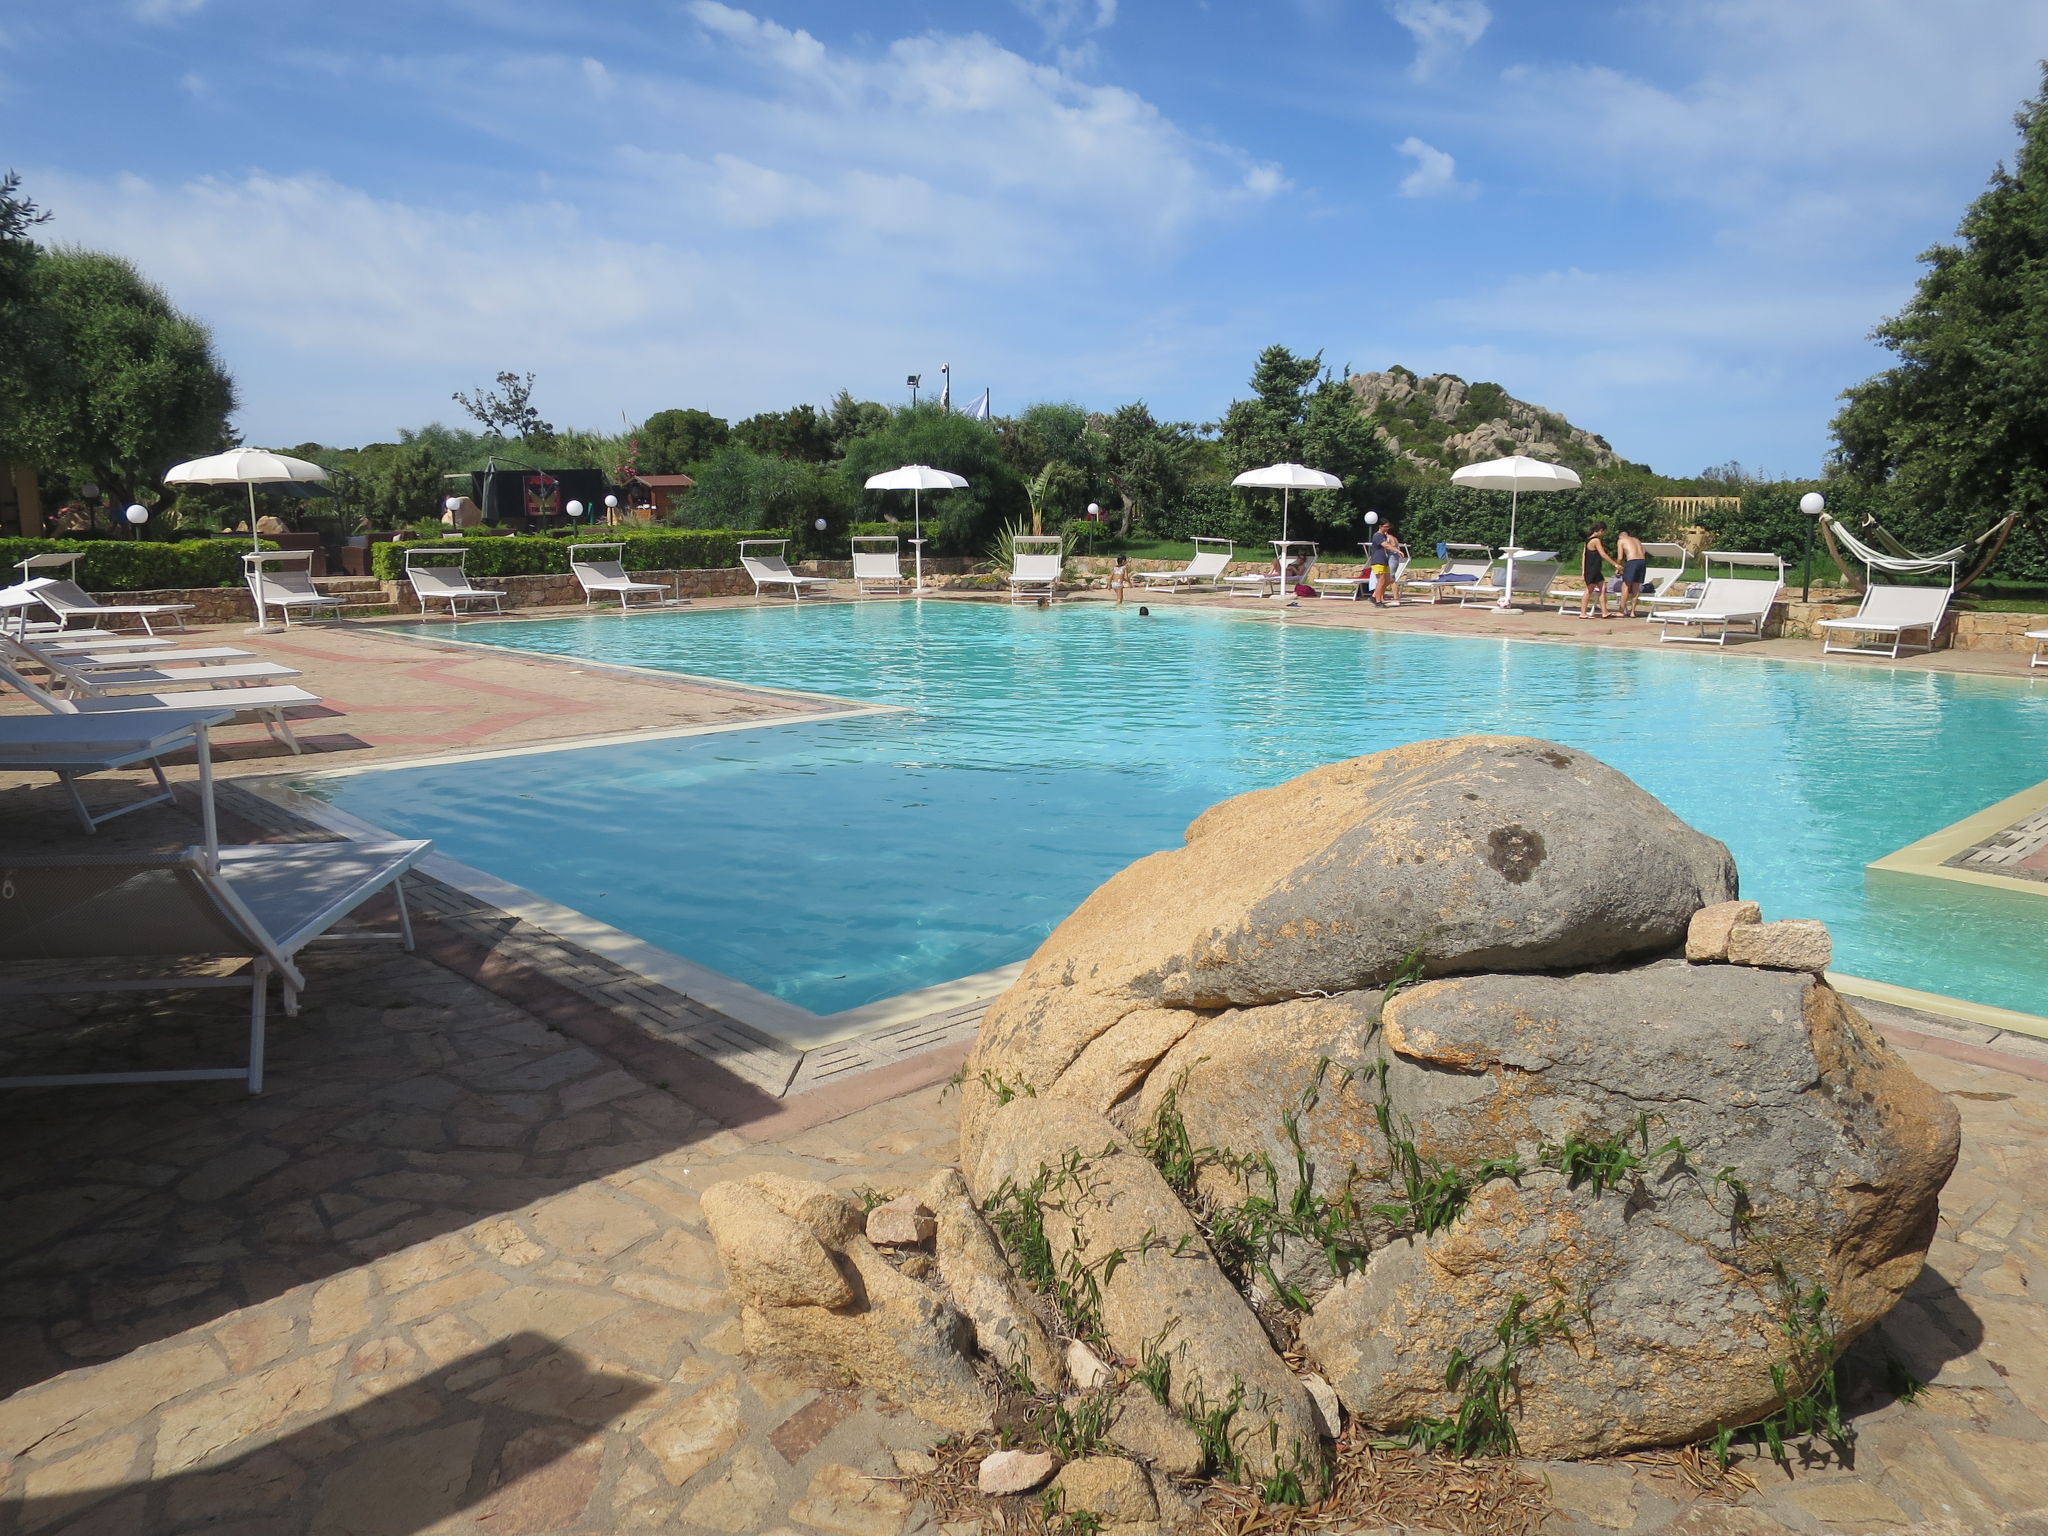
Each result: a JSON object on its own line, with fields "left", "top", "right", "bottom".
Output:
{"left": 740, "top": 540, "right": 833, "bottom": 600}
{"left": 0, "top": 838, "right": 429, "bottom": 1093}
{"left": 0, "top": 648, "right": 321, "bottom": 755}
{"left": 849, "top": 536, "right": 909, "bottom": 596}
{"left": 0, "top": 708, "right": 231, "bottom": 834}
{"left": 1314, "top": 552, "right": 1409, "bottom": 601}
{"left": 1816, "top": 579, "right": 1954, "bottom": 659}
{"left": 2028, "top": 630, "right": 2048, "bottom": 669}
{"left": 405, "top": 549, "right": 505, "bottom": 619}
{"left": 1460, "top": 559, "right": 1562, "bottom": 608}
{"left": 6, "top": 634, "right": 299, "bottom": 693}
{"left": 1135, "top": 538, "right": 1234, "bottom": 591}
{"left": 569, "top": 543, "right": 678, "bottom": 610}
{"left": 1653, "top": 552, "right": 1784, "bottom": 645}
{"left": 1224, "top": 546, "right": 1316, "bottom": 596}
{"left": 246, "top": 553, "right": 348, "bottom": 629}
{"left": 15, "top": 565, "right": 194, "bottom": 635}
{"left": 55, "top": 646, "right": 256, "bottom": 668}
{"left": 1404, "top": 545, "right": 1495, "bottom": 603}
{"left": 1008, "top": 536, "right": 1066, "bottom": 602}
{"left": 1636, "top": 542, "right": 1693, "bottom": 605}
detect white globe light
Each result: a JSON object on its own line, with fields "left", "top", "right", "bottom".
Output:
{"left": 444, "top": 496, "right": 460, "bottom": 513}
{"left": 604, "top": 494, "right": 619, "bottom": 509}
{"left": 1086, "top": 502, "right": 1100, "bottom": 517}
{"left": 124, "top": 504, "right": 148, "bottom": 525}
{"left": 814, "top": 517, "right": 829, "bottom": 531}
{"left": 565, "top": 499, "right": 585, "bottom": 517}
{"left": 1799, "top": 492, "right": 1825, "bottom": 516}
{"left": 1365, "top": 510, "right": 1379, "bottom": 525}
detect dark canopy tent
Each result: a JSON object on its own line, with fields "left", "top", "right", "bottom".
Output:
{"left": 469, "top": 468, "right": 608, "bottom": 527}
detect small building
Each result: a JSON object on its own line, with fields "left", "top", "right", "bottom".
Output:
{"left": 623, "top": 474, "right": 696, "bottom": 519}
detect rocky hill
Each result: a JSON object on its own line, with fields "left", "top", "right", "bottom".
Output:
{"left": 1347, "top": 366, "right": 1623, "bottom": 475}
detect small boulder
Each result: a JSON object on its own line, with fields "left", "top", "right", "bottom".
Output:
{"left": 1066, "top": 1340, "right": 1114, "bottom": 1390}
{"left": 700, "top": 1179, "right": 855, "bottom": 1309}
{"left": 1726, "top": 918, "right": 1832, "bottom": 973}
{"left": 1685, "top": 899, "right": 1761, "bottom": 961}
{"left": 969, "top": 1097, "right": 1321, "bottom": 1481}
{"left": 1299, "top": 1373, "right": 1343, "bottom": 1439}
{"left": 867, "top": 1194, "right": 937, "bottom": 1248}
{"left": 1108, "top": 1386, "right": 1206, "bottom": 1477}
{"left": 978, "top": 1449, "right": 1058, "bottom": 1496}
{"left": 704, "top": 1173, "right": 988, "bottom": 1432}
{"left": 923, "top": 1167, "right": 1064, "bottom": 1392}
{"left": 1051, "top": 1456, "right": 1157, "bottom": 1522}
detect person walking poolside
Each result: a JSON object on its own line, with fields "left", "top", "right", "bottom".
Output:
{"left": 1368, "top": 521, "right": 1407, "bottom": 607}
{"left": 1108, "top": 554, "right": 1131, "bottom": 606}
{"left": 1577, "top": 522, "right": 1614, "bottom": 618}
{"left": 1613, "top": 527, "right": 1648, "bottom": 617}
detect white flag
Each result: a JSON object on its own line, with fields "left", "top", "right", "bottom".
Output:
{"left": 961, "top": 389, "right": 991, "bottom": 420}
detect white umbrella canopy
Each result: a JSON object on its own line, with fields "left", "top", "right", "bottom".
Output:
{"left": 1449, "top": 454, "right": 1582, "bottom": 611}
{"left": 863, "top": 464, "right": 969, "bottom": 590}
{"left": 165, "top": 449, "right": 331, "bottom": 551}
{"left": 1231, "top": 463, "right": 1342, "bottom": 598}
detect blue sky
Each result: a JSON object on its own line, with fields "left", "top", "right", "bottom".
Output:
{"left": 7, "top": 0, "right": 2048, "bottom": 476}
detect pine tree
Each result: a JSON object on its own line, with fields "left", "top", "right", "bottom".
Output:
{"left": 1832, "top": 69, "right": 2048, "bottom": 533}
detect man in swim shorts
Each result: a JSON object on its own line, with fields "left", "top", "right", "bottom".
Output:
{"left": 1613, "top": 527, "right": 1648, "bottom": 617}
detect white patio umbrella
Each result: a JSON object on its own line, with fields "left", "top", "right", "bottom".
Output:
{"left": 1231, "top": 462, "right": 1342, "bottom": 599}
{"left": 164, "top": 449, "right": 331, "bottom": 552}
{"left": 1449, "top": 454, "right": 1582, "bottom": 611}
{"left": 863, "top": 464, "right": 968, "bottom": 591}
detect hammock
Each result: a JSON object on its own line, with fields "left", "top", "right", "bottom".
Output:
{"left": 1818, "top": 511, "right": 2020, "bottom": 593}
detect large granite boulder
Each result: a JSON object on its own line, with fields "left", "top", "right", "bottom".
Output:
{"left": 1295, "top": 963, "right": 1959, "bottom": 1455}
{"left": 959, "top": 736, "right": 1735, "bottom": 1149}
{"left": 953, "top": 736, "right": 1956, "bottom": 1460}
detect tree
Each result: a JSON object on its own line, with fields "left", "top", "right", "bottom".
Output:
{"left": 368, "top": 442, "right": 451, "bottom": 527}
{"left": 684, "top": 444, "right": 853, "bottom": 542}
{"left": 0, "top": 171, "right": 57, "bottom": 459}
{"left": 11, "top": 249, "right": 236, "bottom": 504}
{"left": 1833, "top": 68, "right": 2048, "bottom": 547}
{"left": 636, "top": 408, "right": 728, "bottom": 473}
{"left": 1097, "top": 402, "right": 1195, "bottom": 538}
{"left": 824, "top": 390, "right": 892, "bottom": 455}
{"left": 452, "top": 371, "right": 555, "bottom": 451}
{"left": 1217, "top": 344, "right": 1396, "bottom": 534}
{"left": 731, "top": 404, "right": 834, "bottom": 463}
{"left": 838, "top": 405, "right": 1026, "bottom": 555}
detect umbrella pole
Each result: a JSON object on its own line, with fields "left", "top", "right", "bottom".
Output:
{"left": 1496, "top": 488, "right": 1520, "bottom": 612}
{"left": 913, "top": 490, "right": 923, "bottom": 593}
{"left": 1274, "top": 488, "right": 1291, "bottom": 600}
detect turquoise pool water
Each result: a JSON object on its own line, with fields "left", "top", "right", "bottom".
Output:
{"left": 310, "top": 604, "right": 2048, "bottom": 1017}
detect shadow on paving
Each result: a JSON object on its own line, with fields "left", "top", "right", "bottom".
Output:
{"left": 0, "top": 934, "right": 740, "bottom": 1398}
{"left": 2, "top": 1333, "right": 655, "bottom": 1536}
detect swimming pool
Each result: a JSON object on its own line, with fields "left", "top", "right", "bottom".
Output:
{"left": 299, "top": 603, "right": 2048, "bottom": 1020}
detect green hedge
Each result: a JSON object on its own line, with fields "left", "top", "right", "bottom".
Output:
{"left": 0, "top": 537, "right": 271, "bottom": 591}
{"left": 369, "top": 529, "right": 785, "bottom": 581}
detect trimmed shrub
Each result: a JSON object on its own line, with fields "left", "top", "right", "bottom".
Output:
{"left": 369, "top": 529, "right": 784, "bottom": 581}
{"left": 0, "top": 537, "right": 269, "bottom": 590}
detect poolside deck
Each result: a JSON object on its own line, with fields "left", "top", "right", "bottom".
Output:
{"left": 4, "top": 589, "right": 2048, "bottom": 1534}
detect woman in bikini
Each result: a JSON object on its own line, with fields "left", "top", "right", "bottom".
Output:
{"left": 1577, "top": 522, "right": 1614, "bottom": 618}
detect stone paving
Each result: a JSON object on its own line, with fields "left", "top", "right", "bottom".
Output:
{"left": 3, "top": 939, "right": 2048, "bottom": 1534}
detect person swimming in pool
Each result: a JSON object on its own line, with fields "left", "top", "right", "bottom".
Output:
{"left": 1577, "top": 522, "right": 1614, "bottom": 618}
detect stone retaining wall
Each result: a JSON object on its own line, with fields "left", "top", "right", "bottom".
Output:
{"left": 372, "top": 567, "right": 756, "bottom": 609}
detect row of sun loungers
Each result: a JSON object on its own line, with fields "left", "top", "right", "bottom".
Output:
{"left": 0, "top": 581, "right": 422, "bottom": 1095}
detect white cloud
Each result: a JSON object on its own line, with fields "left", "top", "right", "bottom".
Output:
{"left": 1386, "top": 0, "right": 1489, "bottom": 80}
{"left": 177, "top": 70, "right": 208, "bottom": 99}
{"left": 22, "top": 11, "right": 1289, "bottom": 445}
{"left": 1014, "top": 0, "right": 1119, "bottom": 44}
{"left": 132, "top": 0, "right": 207, "bottom": 21}
{"left": 1395, "top": 136, "right": 1473, "bottom": 198}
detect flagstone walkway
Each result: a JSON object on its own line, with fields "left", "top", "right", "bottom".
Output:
{"left": 3, "top": 942, "right": 2046, "bottom": 1536}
